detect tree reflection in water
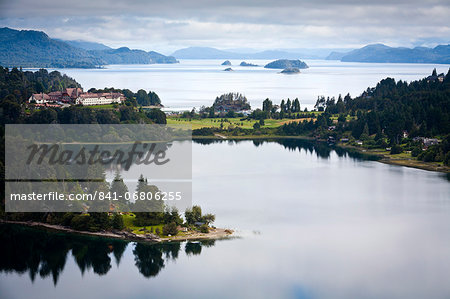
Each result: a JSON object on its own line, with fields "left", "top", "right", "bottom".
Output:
{"left": 194, "top": 138, "right": 380, "bottom": 161}
{"left": 0, "top": 224, "right": 216, "bottom": 284}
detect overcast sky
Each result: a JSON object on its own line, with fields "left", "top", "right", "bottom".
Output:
{"left": 0, "top": 0, "right": 449, "bottom": 54}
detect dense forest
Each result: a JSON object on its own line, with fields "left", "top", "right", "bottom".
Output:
{"left": 276, "top": 69, "right": 450, "bottom": 165}
{"left": 278, "top": 69, "right": 450, "bottom": 140}
{"left": 0, "top": 67, "right": 166, "bottom": 125}
{"left": 190, "top": 69, "right": 450, "bottom": 165}
{"left": 0, "top": 67, "right": 169, "bottom": 229}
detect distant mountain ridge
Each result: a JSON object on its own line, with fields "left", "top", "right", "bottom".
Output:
{"left": 0, "top": 27, "right": 178, "bottom": 68}
{"left": 171, "top": 47, "right": 343, "bottom": 60}
{"left": 89, "top": 47, "right": 178, "bottom": 64}
{"left": 57, "top": 39, "right": 111, "bottom": 51}
{"left": 326, "top": 43, "right": 450, "bottom": 64}
{"left": 0, "top": 27, "right": 102, "bottom": 68}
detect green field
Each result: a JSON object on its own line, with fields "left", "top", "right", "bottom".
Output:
{"left": 84, "top": 104, "right": 117, "bottom": 109}
{"left": 167, "top": 117, "right": 314, "bottom": 130}
{"left": 122, "top": 213, "right": 164, "bottom": 235}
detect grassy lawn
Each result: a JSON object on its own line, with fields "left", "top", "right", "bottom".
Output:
{"left": 330, "top": 115, "right": 356, "bottom": 121}
{"left": 84, "top": 104, "right": 117, "bottom": 109}
{"left": 121, "top": 213, "right": 191, "bottom": 237}
{"left": 167, "top": 117, "right": 314, "bottom": 130}
{"left": 122, "top": 213, "right": 164, "bottom": 235}
{"left": 367, "top": 148, "right": 413, "bottom": 160}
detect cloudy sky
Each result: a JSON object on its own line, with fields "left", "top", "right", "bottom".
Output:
{"left": 0, "top": 0, "right": 449, "bottom": 54}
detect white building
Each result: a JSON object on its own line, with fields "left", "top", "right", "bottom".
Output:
{"left": 28, "top": 93, "right": 50, "bottom": 104}
{"left": 75, "top": 93, "right": 124, "bottom": 106}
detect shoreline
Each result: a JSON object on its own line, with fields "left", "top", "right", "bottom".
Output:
{"left": 192, "top": 135, "right": 449, "bottom": 173}
{"left": 0, "top": 219, "right": 234, "bottom": 243}
{"left": 336, "top": 143, "right": 450, "bottom": 173}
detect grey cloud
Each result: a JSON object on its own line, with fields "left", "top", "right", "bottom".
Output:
{"left": 0, "top": 0, "right": 448, "bottom": 52}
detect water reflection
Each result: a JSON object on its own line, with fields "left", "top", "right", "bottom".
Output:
{"left": 193, "top": 138, "right": 380, "bottom": 161}
{"left": 0, "top": 224, "right": 216, "bottom": 284}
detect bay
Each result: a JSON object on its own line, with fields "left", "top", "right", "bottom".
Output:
{"left": 1, "top": 139, "right": 449, "bottom": 299}
{"left": 43, "top": 60, "right": 450, "bottom": 110}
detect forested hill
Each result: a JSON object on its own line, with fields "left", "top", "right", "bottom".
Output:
{"left": 88, "top": 47, "right": 177, "bottom": 64}
{"left": 0, "top": 67, "right": 166, "bottom": 125}
{"left": 0, "top": 27, "right": 178, "bottom": 68}
{"left": 320, "top": 69, "right": 450, "bottom": 141}
{"left": 0, "top": 67, "right": 81, "bottom": 104}
{"left": 327, "top": 44, "right": 450, "bottom": 64}
{"left": 0, "top": 27, "right": 102, "bottom": 68}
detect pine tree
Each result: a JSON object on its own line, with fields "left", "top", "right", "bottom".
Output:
{"left": 432, "top": 68, "right": 437, "bottom": 77}
{"left": 110, "top": 170, "right": 129, "bottom": 212}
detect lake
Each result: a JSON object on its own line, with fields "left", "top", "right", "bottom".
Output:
{"left": 1, "top": 139, "right": 449, "bottom": 299}
{"left": 42, "top": 60, "right": 450, "bottom": 111}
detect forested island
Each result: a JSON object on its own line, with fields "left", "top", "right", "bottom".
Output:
{"left": 264, "top": 59, "right": 309, "bottom": 69}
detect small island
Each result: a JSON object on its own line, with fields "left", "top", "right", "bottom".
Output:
{"left": 223, "top": 67, "right": 233, "bottom": 71}
{"left": 221, "top": 60, "right": 232, "bottom": 66}
{"left": 281, "top": 67, "right": 301, "bottom": 74}
{"left": 264, "top": 59, "right": 309, "bottom": 69}
{"left": 240, "top": 61, "right": 258, "bottom": 67}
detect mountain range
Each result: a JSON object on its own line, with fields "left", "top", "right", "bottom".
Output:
{"left": 326, "top": 44, "right": 450, "bottom": 64}
{"left": 170, "top": 47, "right": 344, "bottom": 60}
{"left": 2, "top": 27, "right": 449, "bottom": 67}
{"left": 0, "top": 27, "right": 178, "bottom": 68}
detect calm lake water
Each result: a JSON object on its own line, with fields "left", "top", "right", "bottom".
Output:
{"left": 43, "top": 60, "right": 450, "bottom": 110}
{"left": 1, "top": 139, "right": 449, "bottom": 299}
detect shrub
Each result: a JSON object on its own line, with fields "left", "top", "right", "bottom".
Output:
{"left": 70, "top": 214, "right": 90, "bottom": 231}
{"left": 444, "top": 152, "right": 450, "bottom": 166}
{"left": 199, "top": 224, "right": 209, "bottom": 233}
{"left": 422, "top": 151, "right": 435, "bottom": 162}
{"left": 390, "top": 144, "right": 403, "bottom": 154}
{"left": 62, "top": 212, "right": 75, "bottom": 226}
{"left": 111, "top": 214, "right": 124, "bottom": 230}
{"left": 192, "top": 127, "right": 215, "bottom": 136}
{"left": 162, "top": 222, "right": 178, "bottom": 236}
{"left": 411, "top": 147, "right": 422, "bottom": 157}
{"left": 88, "top": 213, "right": 111, "bottom": 231}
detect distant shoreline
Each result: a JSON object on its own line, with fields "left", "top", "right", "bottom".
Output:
{"left": 192, "top": 135, "right": 450, "bottom": 173}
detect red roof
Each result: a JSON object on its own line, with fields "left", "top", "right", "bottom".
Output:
{"left": 32, "top": 93, "right": 50, "bottom": 101}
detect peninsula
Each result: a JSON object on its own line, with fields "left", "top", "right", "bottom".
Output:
{"left": 168, "top": 69, "right": 450, "bottom": 173}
